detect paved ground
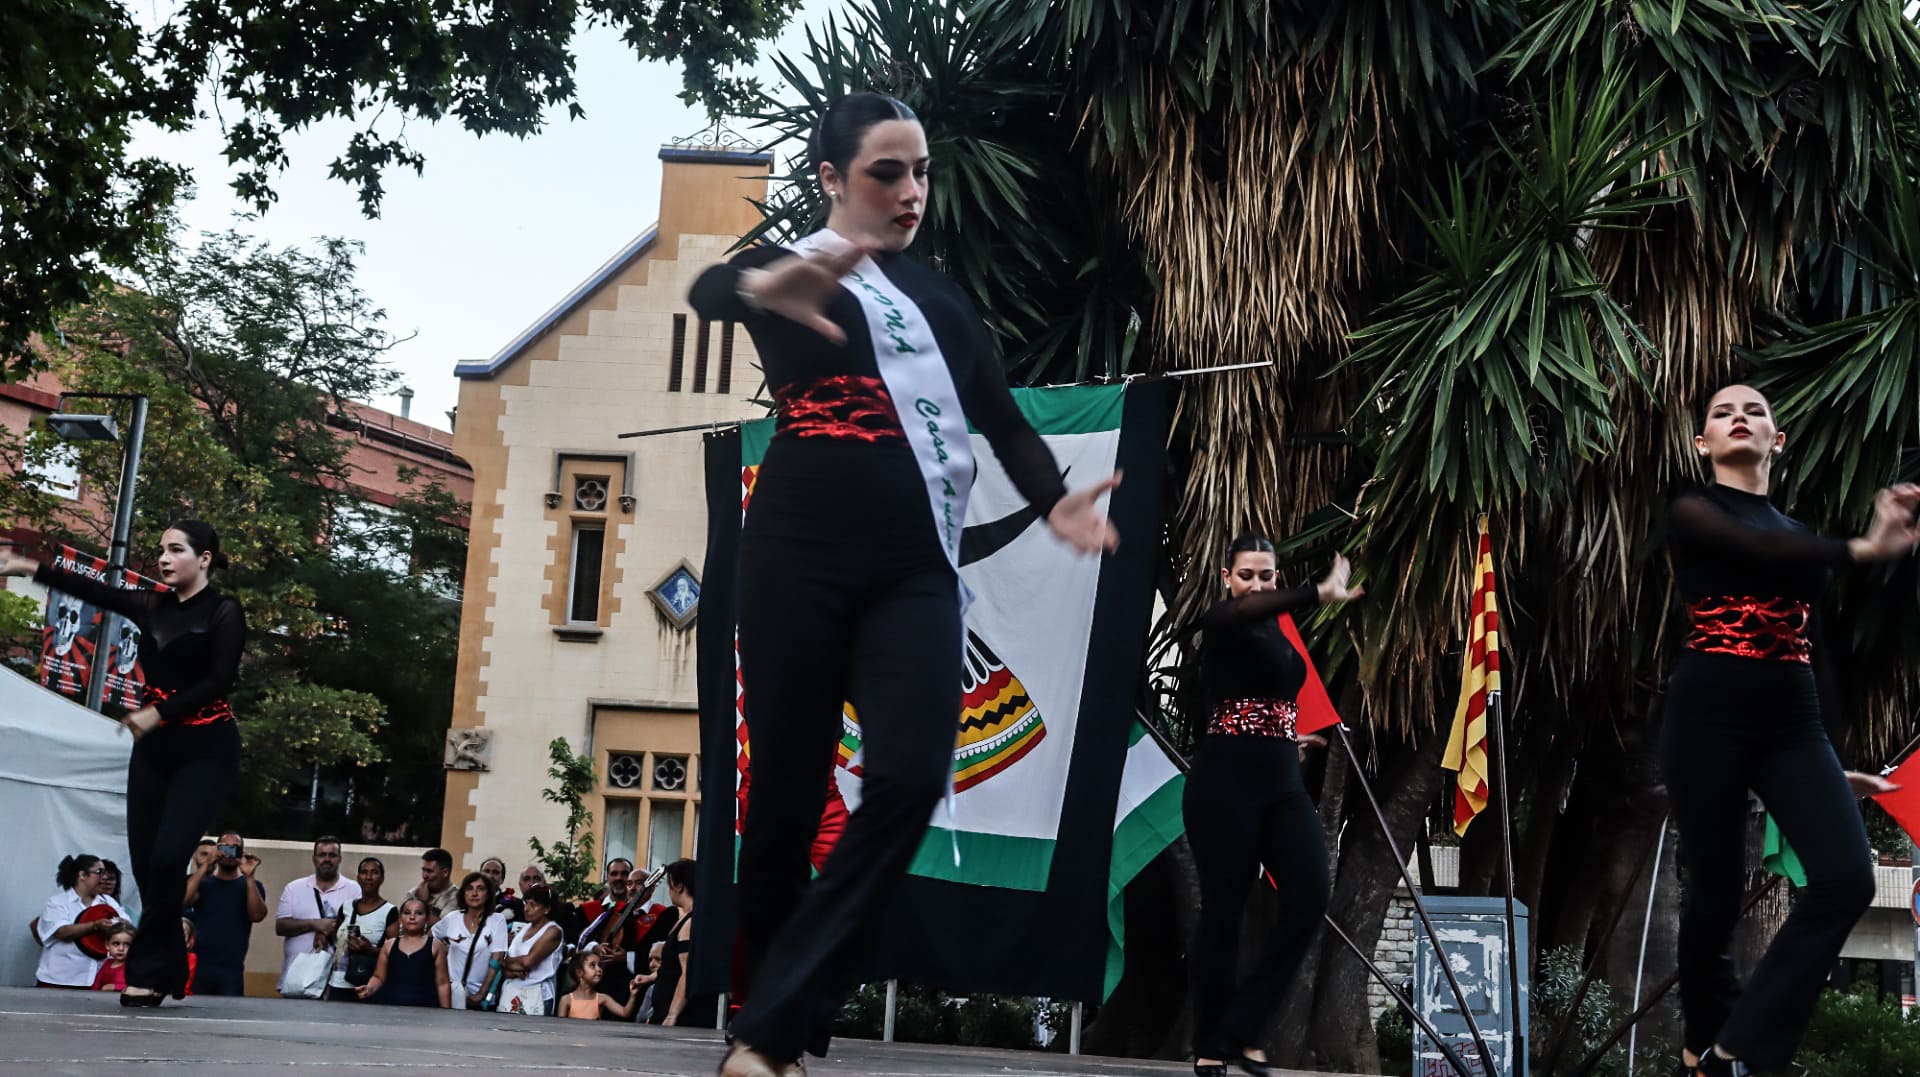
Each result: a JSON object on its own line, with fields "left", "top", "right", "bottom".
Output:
{"left": 0, "top": 989, "right": 1365, "bottom": 1076}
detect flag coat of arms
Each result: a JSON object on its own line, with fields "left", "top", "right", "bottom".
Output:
{"left": 695, "top": 382, "right": 1171, "bottom": 1000}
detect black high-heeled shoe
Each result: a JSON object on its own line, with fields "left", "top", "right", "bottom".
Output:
{"left": 1692, "top": 1047, "right": 1751, "bottom": 1077}
{"left": 1234, "top": 1055, "right": 1272, "bottom": 1077}
{"left": 119, "top": 988, "right": 163, "bottom": 1009}
{"left": 1193, "top": 1063, "right": 1228, "bottom": 1077}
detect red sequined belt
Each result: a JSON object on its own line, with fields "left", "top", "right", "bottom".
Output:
{"left": 143, "top": 686, "right": 236, "bottom": 727}
{"left": 1207, "top": 699, "right": 1299, "bottom": 740}
{"left": 1683, "top": 596, "right": 1813, "bottom": 664}
{"left": 774, "top": 375, "right": 905, "bottom": 443}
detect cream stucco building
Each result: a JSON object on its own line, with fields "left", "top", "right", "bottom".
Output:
{"left": 440, "top": 146, "right": 771, "bottom": 879}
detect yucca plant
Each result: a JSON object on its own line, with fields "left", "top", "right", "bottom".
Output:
{"left": 733, "top": 0, "right": 1150, "bottom": 384}
{"left": 738, "top": 0, "right": 1920, "bottom": 1069}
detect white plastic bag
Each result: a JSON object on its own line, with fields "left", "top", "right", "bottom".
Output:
{"left": 279, "top": 948, "right": 332, "bottom": 998}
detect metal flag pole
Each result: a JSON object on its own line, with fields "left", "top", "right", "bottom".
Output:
{"left": 1625, "top": 819, "right": 1670, "bottom": 1077}
{"left": 1566, "top": 737, "right": 1916, "bottom": 1077}
{"left": 1323, "top": 913, "right": 1480, "bottom": 1077}
{"left": 1488, "top": 687, "right": 1525, "bottom": 1076}
{"left": 1334, "top": 724, "right": 1504, "bottom": 1077}
{"left": 1133, "top": 710, "right": 1481, "bottom": 1077}
{"left": 614, "top": 360, "right": 1282, "bottom": 439}
{"left": 1566, "top": 876, "right": 1785, "bottom": 1077}
{"left": 1538, "top": 820, "right": 1668, "bottom": 1076}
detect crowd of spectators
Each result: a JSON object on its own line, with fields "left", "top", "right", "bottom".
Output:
{"left": 33, "top": 839, "right": 705, "bottom": 1023}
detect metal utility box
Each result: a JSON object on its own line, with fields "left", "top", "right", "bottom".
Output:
{"left": 1412, "top": 896, "right": 1530, "bottom": 1077}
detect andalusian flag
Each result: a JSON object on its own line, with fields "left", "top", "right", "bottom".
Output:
{"left": 1106, "top": 718, "right": 1185, "bottom": 997}
{"left": 695, "top": 382, "right": 1172, "bottom": 1002}
{"left": 1442, "top": 516, "right": 1500, "bottom": 836}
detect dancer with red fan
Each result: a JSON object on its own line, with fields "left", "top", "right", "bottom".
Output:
{"left": 1182, "top": 535, "right": 1362, "bottom": 1077}
{"left": 1660, "top": 384, "right": 1919, "bottom": 1077}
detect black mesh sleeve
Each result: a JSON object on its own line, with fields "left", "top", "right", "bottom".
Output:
{"left": 1669, "top": 492, "right": 1852, "bottom": 565}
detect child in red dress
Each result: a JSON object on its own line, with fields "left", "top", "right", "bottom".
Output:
{"left": 92, "top": 927, "right": 135, "bottom": 991}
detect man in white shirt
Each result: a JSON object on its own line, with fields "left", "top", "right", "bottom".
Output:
{"left": 273, "top": 836, "right": 360, "bottom": 983}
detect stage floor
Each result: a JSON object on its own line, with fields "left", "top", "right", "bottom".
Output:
{"left": 0, "top": 988, "right": 1364, "bottom": 1076}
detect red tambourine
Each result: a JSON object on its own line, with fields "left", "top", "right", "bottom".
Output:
{"left": 74, "top": 903, "right": 126, "bottom": 959}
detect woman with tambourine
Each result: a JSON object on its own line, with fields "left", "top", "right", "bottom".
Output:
{"left": 36, "top": 853, "right": 130, "bottom": 988}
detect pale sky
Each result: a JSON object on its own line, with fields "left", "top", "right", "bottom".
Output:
{"left": 128, "top": 2, "right": 841, "bottom": 432}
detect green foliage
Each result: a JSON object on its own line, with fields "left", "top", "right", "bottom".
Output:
{"left": 0, "top": 589, "right": 40, "bottom": 673}
{"left": 233, "top": 682, "right": 387, "bottom": 821}
{"left": 1376, "top": 1006, "right": 1413, "bottom": 1077}
{"left": 3, "top": 0, "right": 802, "bottom": 376}
{"left": 832, "top": 982, "right": 1069, "bottom": 1050}
{"left": 739, "top": 0, "right": 1152, "bottom": 383}
{"left": 528, "top": 737, "right": 599, "bottom": 904}
{"left": 0, "top": 0, "right": 186, "bottom": 369}
{"left": 0, "top": 229, "right": 465, "bottom": 839}
{"left": 1794, "top": 988, "right": 1920, "bottom": 1077}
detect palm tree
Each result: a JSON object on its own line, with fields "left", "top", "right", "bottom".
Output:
{"left": 745, "top": 0, "right": 1920, "bottom": 1070}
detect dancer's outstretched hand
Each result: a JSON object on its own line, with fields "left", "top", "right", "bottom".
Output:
{"left": 1848, "top": 771, "right": 1901, "bottom": 798}
{"left": 740, "top": 242, "right": 873, "bottom": 345}
{"left": 1296, "top": 732, "right": 1328, "bottom": 763}
{"left": 1315, "top": 554, "right": 1365, "bottom": 604}
{"left": 0, "top": 550, "right": 37, "bottom": 577}
{"left": 119, "top": 705, "right": 161, "bottom": 739}
{"left": 1856, "top": 484, "right": 1920, "bottom": 560}
{"left": 1046, "top": 471, "right": 1123, "bottom": 555}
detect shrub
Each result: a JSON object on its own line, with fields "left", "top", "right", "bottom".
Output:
{"left": 1793, "top": 987, "right": 1920, "bottom": 1077}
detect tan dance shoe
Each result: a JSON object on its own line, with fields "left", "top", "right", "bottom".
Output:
{"left": 717, "top": 1043, "right": 784, "bottom": 1077}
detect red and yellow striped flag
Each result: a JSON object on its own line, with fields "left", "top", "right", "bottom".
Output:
{"left": 1441, "top": 516, "right": 1500, "bottom": 836}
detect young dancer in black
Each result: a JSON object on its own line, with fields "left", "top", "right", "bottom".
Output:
{"left": 2, "top": 521, "right": 246, "bottom": 1006}
{"left": 1183, "top": 537, "right": 1360, "bottom": 1076}
{"left": 689, "top": 92, "right": 1121, "bottom": 1077}
{"left": 1663, "top": 385, "right": 1919, "bottom": 1077}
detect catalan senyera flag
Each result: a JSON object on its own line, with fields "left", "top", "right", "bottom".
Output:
{"left": 1442, "top": 516, "right": 1500, "bottom": 836}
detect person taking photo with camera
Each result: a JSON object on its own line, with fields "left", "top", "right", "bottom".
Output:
{"left": 182, "top": 831, "right": 265, "bottom": 996}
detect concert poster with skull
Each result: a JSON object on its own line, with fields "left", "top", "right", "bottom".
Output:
{"left": 40, "top": 546, "right": 107, "bottom": 698}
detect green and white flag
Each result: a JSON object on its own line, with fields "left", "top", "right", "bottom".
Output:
{"left": 697, "top": 381, "right": 1174, "bottom": 1002}
{"left": 1106, "top": 717, "right": 1187, "bottom": 997}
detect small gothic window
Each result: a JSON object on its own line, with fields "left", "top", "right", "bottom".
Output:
{"left": 574, "top": 477, "right": 609, "bottom": 513}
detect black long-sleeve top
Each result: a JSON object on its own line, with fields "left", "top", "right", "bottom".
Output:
{"left": 1197, "top": 585, "right": 1322, "bottom": 706}
{"left": 34, "top": 563, "right": 246, "bottom": 722}
{"left": 1668, "top": 484, "right": 1851, "bottom": 607}
{"left": 690, "top": 245, "right": 1068, "bottom": 530}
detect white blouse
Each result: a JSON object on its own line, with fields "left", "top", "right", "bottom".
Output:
{"left": 504, "top": 920, "right": 563, "bottom": 1002}
{"left": 36, "top": 890, "right": 127, "bottom": 987}
{"left": 327, "top": 899, "right": 396, "bottom": 989}
{"left": 432, "top": 910, "right": 511, "bottom": 1006}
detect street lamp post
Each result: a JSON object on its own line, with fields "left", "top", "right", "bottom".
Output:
{"left": 46, "top": 393, "right": 149, "bottom": 713}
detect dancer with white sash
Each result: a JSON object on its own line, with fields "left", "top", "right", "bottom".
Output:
{"left": 689, "top": 91, "right": 1120, "bottom": 1076}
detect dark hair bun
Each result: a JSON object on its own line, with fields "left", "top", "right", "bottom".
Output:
{"left": 809, "top": 91, "right": 919, "bottom": 184}
{"left": 167, "top": 520, "right": 227, "bottom": 572}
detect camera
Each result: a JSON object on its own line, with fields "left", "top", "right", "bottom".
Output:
{"left": 216, "top": 843, "right": 241, "bottom": 859}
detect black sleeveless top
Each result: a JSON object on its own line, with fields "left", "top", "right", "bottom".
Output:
{"left": 377, "top": 936, "right": 439, "bottom": 1007}
{"left": 648, "top": 911, "right": 716, "bottom": 1027}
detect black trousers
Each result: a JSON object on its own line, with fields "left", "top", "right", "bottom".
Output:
{"left": 192, "top": 961, "right": 246, "bottom": 996}
{"left": 728, "top": 530, "right": 960, "bottom": 1062}
{"left": 1661, "top": 654, "right": 1875, "bottom": 1070}
{"left": 125, "top": 720, "right": 239, "bottom": 994}
{"left": 1183, "top": 734, "right": 1330, "bottom": 1061}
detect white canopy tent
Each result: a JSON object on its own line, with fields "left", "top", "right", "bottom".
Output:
{"left": 0, "top": 667, "right": 135, "bottom": 986}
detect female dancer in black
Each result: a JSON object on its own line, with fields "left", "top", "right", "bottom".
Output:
{"left": 1183, "top": 536, "right": 1360, "bottom": 1076}
{"left": 689, "top": 91, "right": 1120, "bottom": 1076}
{"left": 1663, "top": 384, "right": 1918, "bottom": 1077}
{"left": 2, "top": 521, "right": 246, "bottom": 1006}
